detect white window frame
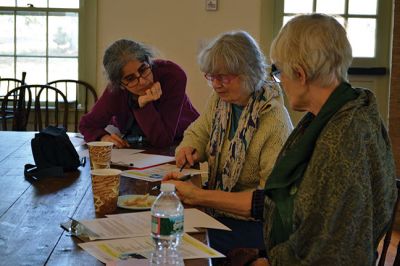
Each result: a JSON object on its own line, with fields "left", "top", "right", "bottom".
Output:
{"left": 0, "top": 0, "right": 97, "bottom": 90}
{"left": 272, "top": 0, "right": 392, "bottom": 70}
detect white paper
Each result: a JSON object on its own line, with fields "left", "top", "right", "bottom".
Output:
{"left": 79, "top": 233, "right": 225, "bottom": 264}
{"left": 78, "top": 208, "right": 230, "bottom": 241}
{"left": 111, "top": 152, "right": 174, "bottom": 169}
{"left": 111, "top": 149, "right": 145, "bottom": 167}
{"left": 79, "top": 212, "right": 155, "bottom": 240}
{"left": 121, "top": 164, "right": 208, "bottom": 182}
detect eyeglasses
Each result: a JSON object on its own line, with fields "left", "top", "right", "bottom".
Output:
{"left": 121, "top": 63, "right": 152, "bottom": 88}
{"left": 270, "top": 64, "right": 281, "bottom": 83}
{"left": 204, "top": 73, "right": 238, "bottom": 85}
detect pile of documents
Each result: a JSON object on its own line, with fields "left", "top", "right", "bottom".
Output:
{"left": 74, "top": 209, "right": 228, "bottom": 264}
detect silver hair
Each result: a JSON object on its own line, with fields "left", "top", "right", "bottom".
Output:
{"left": 270, "top": 13, "right": 352, "bottom": 87}
{"left": 198, "top": 30, "right": 267, "bottom": 92}
{"left": 103, "top": 39, "right": 154, "bottom": 87}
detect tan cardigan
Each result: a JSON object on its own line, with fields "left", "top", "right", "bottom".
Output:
{"left": 176, "top": 85, "right": 293, "bottom": 218}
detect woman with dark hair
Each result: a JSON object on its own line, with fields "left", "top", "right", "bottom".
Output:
{"left": 79, "top": 39, "right": 199, "bottom": 148}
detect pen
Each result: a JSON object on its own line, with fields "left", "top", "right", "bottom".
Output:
{"left": 179, "top": 148, "right": 197, "bottom": 172}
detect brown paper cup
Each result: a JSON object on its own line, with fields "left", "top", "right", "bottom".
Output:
{"left": 87, "top": 141, "right": 113, "bottom": 169}
{"left": 90, "top": 168, "right": 121, "bottom": 216}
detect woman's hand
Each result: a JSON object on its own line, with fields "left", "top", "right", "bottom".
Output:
{"left": 163, "top": 172, "right": 201, "bottom": 205}
{"left": 101, "top": 133, "right": 129, "bottom": 148}
{"left": 176, "top": 146, "right": 198, "bottom": 168}
{"left": 138, "top": 82, "right": 162, "bottom": 108}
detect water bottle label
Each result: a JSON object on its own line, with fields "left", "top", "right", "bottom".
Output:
{"left": 151, "top": 215, "right": 184, "bottom": 236}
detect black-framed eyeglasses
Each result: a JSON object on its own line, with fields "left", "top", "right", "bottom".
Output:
{"left": 270, "top": 64, "right": 281, "bottom": 83}
{"left": 121, "top": 63, "right": 152, "bottom": 88}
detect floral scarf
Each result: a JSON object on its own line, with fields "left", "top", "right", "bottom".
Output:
{"left": 207, "top": 82, "right": 279, "bottom": 192}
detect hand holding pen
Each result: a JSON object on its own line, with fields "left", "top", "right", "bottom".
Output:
{"left": 152, "top": 172, "right": 196, "bottom": 191}
{"left": 176, "top": 147, "right": 197, "bottom": 170}
{"left": 103, "top": 124, "right": 129, "bottom": 148}
{"left": 161, "top": 171, "right": 200, "bottom": 205}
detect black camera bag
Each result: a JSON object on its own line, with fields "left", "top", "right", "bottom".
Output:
{"left": 24, "top": 126, "right": 82, "bottom": 179}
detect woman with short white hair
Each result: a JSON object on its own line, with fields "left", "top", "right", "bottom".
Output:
{"left": 252, "top": 13, "right": 396, "bottom": 266}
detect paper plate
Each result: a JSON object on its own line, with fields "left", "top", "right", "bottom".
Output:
{"left": 117, "top": 194, "right": 157, "bottom": 210}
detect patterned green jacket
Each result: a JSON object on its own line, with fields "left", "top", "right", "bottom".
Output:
{"left": 264, "top": 88, "right": 397, "bottom": 265}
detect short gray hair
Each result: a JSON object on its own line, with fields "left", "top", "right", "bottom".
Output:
{"left": 198, "top": 30, "right": 267, "bottom": 92}
{"left": 270, "top": 13, "right": 352, "bottom": 87}
{"left": 103, "top": 39, "right": 154, "bottom": 87}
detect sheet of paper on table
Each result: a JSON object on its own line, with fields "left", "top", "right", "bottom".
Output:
{"left": 121, "top": 164, "right": 208, "bottom": 182}
{"left": 79, "top": 233, "right": 225, "bottom": 264}
{"left": 112, "top": 151, "right": 175, "bottom": 169}
{"left": 78, "top": 208, "right": 230, "bottom": 240}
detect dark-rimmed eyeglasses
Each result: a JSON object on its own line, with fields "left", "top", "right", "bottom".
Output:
{"left": 121, "top": 63, "right": 152, "bottom": 88}
{"left": 204, "top": 73, "right": 238, "bottom": 85}
{"left": 270, "top": 64, "right": 281, "bottom": 83}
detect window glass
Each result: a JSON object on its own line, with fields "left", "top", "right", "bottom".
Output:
{"left": 49, "top": 0, "right": 79, "bottom": 8}
{"left": 347, "top": 18, "right": 376, "bottom": 57}
{"left": 349, "top": 0, "right": 377, "bottom": 15}
{"left": 283, "top": 16, "right": 295, "bottom": 25}
{"left": 284, "top": 0, "right": 313, "bottom": 13}
{"left": 281, "top": 0, "right": 378, "bottom": 59}
{"left": 0, "top": 11, "right": 14, "bottom": 55}
{"left": 316, "top": 0, "right": 345, "bottom": 14}
{"left": 1, "top": 0, "right": 15, "bottom": 7}
{"left": 17, "top": 0, "right": 47, "bottom": 8}
{"left": 16, "top": 11, "right": 46, "bottom": 56}
{"left": 48, "top": 12, "right": 78, "bottom": 56}
{"left": 0, "top": 57, "right": 14, "bottom": 79}
{"left": 0, "top": 3, "right": 81, "bottom": 85}
{"left": 48, "top": 57, "right": 78, "bottom": 102}
{"left": 16, "top": 57, "right": 46, "bottom": 84}
{"left": 48, "top": 58, "right": 78, "bottom": 81}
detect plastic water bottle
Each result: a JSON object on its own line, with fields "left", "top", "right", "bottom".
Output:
{"left": 150, "top": 183, "right": 184, "bottom": 265}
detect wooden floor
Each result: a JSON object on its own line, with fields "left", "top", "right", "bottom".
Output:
{"left": 378, "top": 230, "right": 399, "bottom": 265}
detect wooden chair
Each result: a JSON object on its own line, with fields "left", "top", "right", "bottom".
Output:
{"left": 0, "top": 72, "right": 26, "bottom": 96}
{"left": 0, "top": 86, "right": 32, "bottom": 131}
{"left": 32, "top": 84, "right": 69, "bottom": 131}
{"left": 378, "top": 178, "right": 400, "bottom": 266}
{"left": 47, "top": 79, "right": 97, "bottom": 132}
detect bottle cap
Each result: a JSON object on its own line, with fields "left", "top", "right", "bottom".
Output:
{"left": 160, "top": 183, "right": 175, "bottom": 192}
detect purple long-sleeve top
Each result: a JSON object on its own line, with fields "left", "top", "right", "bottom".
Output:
{"left": 79, "top": 60, "right": 199, "bottom": 148}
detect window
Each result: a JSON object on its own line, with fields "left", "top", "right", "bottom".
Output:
{"left": 274, "top": 0, "right": 392, "bottom": 67}
{"left": 0, "top": 0, "right": 96, "bottom": 102}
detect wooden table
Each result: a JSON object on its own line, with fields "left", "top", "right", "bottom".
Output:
{"left": 0, "top": 131, "right": 210, "bottom": 266}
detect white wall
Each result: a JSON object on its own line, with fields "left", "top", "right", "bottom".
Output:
{"left": 97, "top": 0, "right": 265, "bottom": 113}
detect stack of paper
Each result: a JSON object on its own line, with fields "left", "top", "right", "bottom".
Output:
{"left": 76, "top": 209, "right": 228, "bottom": 263}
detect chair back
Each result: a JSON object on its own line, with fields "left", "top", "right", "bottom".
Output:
{"left": 0, "top": 77, "right": 25, "bottom": 97}
{"left": 47, "top": 79, "right": 97, "bottom": 132}
{"left": 32, "top": 84, "right": 69, "bottom": 131}
{"left": 378, "top": 178, "right": 400, "bottom": 266}
{"left": 0, "top": 86, "right": 32, "bottom": 131}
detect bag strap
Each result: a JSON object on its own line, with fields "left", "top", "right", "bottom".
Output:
{"left": 24, "top": 164, "right": 64, "bottom": 180}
